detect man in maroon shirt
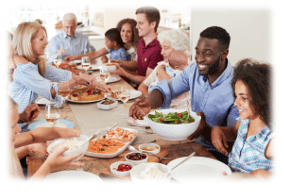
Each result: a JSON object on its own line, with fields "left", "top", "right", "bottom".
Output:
{"left": 110, "top": 6, "right": 163, "bottom": 86}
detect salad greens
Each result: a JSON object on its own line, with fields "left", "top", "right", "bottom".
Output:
{"left": 148, "top": 111, "right": 195, "bottom": 124}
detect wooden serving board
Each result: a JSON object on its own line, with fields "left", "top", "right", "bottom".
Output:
{"left": 99, "top": 147, "right": 169, "bottom": 180}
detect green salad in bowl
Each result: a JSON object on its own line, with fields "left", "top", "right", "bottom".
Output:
{"left": 148, "top": 111, "right": 195, "bottom": 124}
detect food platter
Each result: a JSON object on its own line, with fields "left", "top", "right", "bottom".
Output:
{"left": 66, "top": 88, "right": 107, "bottom": 103}
{"left": 76, "top": 64, "right": 101, "bottom": 71}
{"left": 85, "top": 127, "right": 138, "bottom": 158}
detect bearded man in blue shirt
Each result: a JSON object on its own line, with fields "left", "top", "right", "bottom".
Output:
{"left": 129, "top": 26, "right": 239, "bottom": 164}
{"left": 48, "top": 13, "right": 95, "bottom": 64}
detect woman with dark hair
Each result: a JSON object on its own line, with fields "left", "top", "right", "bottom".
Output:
{"left": 64, "top": 18, "right": 141, "bottom": 63}
{"left": 211, "top": 58, "right": 274, "bottom": 178}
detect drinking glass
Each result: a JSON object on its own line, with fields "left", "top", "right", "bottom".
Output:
{"left": 117, "top": 86, "right": 130, "bottom": 104}
{"left": 45, "top": 103, "right": 60, "bottom": 126}
{"left": 81, "top": 56, "right": 90, "bottom": 74}
{"left": 58, "top": 80, "right": 71, "bottom": 115}
{"left": 54, "top": 54, "right": 62, "bottom": 68}
{"left": 99, "top": 66, "right": 110, "bottom": 84}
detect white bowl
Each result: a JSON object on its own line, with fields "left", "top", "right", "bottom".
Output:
{"left": 125, "top": 152, "right": 148, "bottom": 165}
{"left": 130, "top": 163, "right": 171, "bottom": 183}
{"left": 47, "top": 135, "right": 88, "bottom": 161}
{"left": 104, "top": 63, "right": 117, "bottom": 71}
{"left": 145, "top": 109, "right": 201, "bottom": 141}
{"left": 97, "top": 99, "right": 118, "bottom": 110}
{"left": 139, "top": 143, "right": 160, "bottom": 154}
{"left": 110, "top": 161, "right": 134, "bottom": 176}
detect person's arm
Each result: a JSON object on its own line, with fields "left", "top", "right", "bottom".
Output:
{"left": 265, "top": 138, "right": 274, "bottom": 159}
{"left": 15, "top": 143, "right": 48, "bottom": 160}
{"left": 18, "top": 104, "right": 40, "bottom": 123}
{"left": 138, "top": 83, "right": 149, "bottom": 97}
{"left": 14, "top": 127, "right": 80, "bottom": 148}
{"left": 64, "top": 48, "right": 109, "bottom": 63}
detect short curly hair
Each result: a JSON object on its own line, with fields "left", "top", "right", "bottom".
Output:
{"left": 232, "top": 58, "right": 272, "bottom": 127}
{"left": 116, "top": 18, "right": 141, "bottom": 50}
{"left": 200, "top": 26, "right": 230, "bottom": 52}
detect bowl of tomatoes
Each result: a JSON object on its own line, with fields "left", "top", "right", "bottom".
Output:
{"left": 110, "top": 161, "right": 134, "bottom": 176}
{"left": 145, "top": 109, "right": 201, "bottom": 141}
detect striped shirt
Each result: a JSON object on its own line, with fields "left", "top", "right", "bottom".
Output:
{"left": 48, "top": 31, "right": 95, "bottom": 63}
{"left": 228, "top": 117, "right": 274, "bottom": 173}
{"left": 9, "top": 62, "right": 72, "bottom": 131}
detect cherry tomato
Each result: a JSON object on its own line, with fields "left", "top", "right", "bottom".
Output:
{"left": 176, "top": 113, "right": 182, "bottom": 118}
{"left": 177, "top": 120, "right": 180, "bottom": 124}
{"left": 159, "top": 118, "right": 163, "bottom": 122}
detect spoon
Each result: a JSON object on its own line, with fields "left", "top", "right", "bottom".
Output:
{"left": 77, "top": 122, "right": 119, "bottom": 148}
{"left": 166, "top": 152, "right": 195, "bottom": 177}
{"left": 128, "top": 145, "right": 170, "bottom": 160}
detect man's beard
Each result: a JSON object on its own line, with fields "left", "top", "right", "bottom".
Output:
{"left": 198, "top": 55, "right": 220, "bottom": 76}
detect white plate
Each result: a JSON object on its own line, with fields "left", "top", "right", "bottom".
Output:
{"left": 85, "top": 127, "right": 138, "bottom": 158}
{"left": 96, "top": 75, "right": 121, "bottom": 84}
{"left": 108, "top": 90, "right": 142, "bottom": 101}
{"left": 167, "top": 157, "right": 231, "bottom": 182}
{"left": 76, "top": 64, "right": 101, "bottom": 71}
{"left": 66, "top": 93, "right": 107, "bottom": 103}
{"left": 127, "top": 117, "right": 150, "bottom": 127}
{"left": 45, "top": 170, "right": 104, "bottom": 182}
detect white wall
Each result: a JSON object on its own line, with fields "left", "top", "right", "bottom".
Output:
{"left": 191, "top": 9, "right": 271, "bottom": 66}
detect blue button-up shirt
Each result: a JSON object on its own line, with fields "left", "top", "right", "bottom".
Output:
{"left": 48, "top": 31, "right": 95, "bottom": 63}
{"left": 152, "top": 60, "right": 239, "bottom": 150}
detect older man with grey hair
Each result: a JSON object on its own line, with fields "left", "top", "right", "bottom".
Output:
{"left": 48, "top": 13, "right": 95, "bottom": 63}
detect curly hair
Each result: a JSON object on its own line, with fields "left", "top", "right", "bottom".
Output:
{"left": 116, "top": 18, "right": 141, "bottom": 50}
{"left": 232, "top": 58, "right": 272, "bottom": 127}
{"left": 200, "top": 26, "right": 230, "bottom": 52}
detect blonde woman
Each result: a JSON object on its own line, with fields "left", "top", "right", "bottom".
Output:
{"left": 9, "top": 97, "right": 83, "bottom": 179}
{"left": 9, "top": 22, "right": 111, "bottom": 131}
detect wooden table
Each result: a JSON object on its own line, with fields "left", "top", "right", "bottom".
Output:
{"left": 26, "top": 67, "right": 216, "bottom": 181}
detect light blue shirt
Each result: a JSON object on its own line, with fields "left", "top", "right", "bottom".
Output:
{"left": 109, "top": 47, "right": 129, "bottom": 61}
{"left": 152, "top": 60, "right": 239, "bottom": 151}
{"left": 9, "top": 62, "right": 72, "bottom": 131}
{"left": 228, "top": 117, "right": 274, "bottom": 173}
{"left": 48, "top": 31, "right": 95, "bottom": 63}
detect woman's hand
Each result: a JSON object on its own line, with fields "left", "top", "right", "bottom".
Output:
{"left": 57, "top": 49, "right": 66, "bottom": 56}
{"left": 211, "top": 126, "right": 228, "bottom": 155}
{"left": 187, "top": 112, "right": 207, "bottom": 140}
{"left": 129, "top": 97, "right": 152, "bottom": 120}
{"left": 110, "top": 59, "right": 125, "bottom": 67}
{"left": 156, "top": 64, "right": 166, "bottom": 76}
{"left": 95, "top": 82, "right": 112, "bottom": 93}
{"left": 44, "top": 147, "right": 84, "bottom": 172}
{"left": 18, "top": 104, "right": 40, "bottom": 123}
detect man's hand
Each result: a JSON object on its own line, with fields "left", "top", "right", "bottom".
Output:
{"left": 18, "top": 104, "right": 40, "bottom": 123}
{"left": 129, "top": 97, "right": 152, "bottom": 120}
{"left": 211, "top": 126, "right": 229, "bottom": 155}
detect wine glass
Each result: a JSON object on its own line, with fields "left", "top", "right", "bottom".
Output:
{"left": 54, "top": 54, "right": 62, "bottom": 68}
{"left": 81, "top": 56, "right": 90, "bottom": 74}
{"left": 58, "top": 80, "right": 71, "bottom": 115}
{"left": 117, "top": 86, "right": 130, "bottom": 104}
{"left": 45, "top": 103, "right": 61, "bottom": 127}
{"left": 99, "top": 66, "right": 110, "bottom": 84}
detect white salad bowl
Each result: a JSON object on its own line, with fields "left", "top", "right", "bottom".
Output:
{"left": 145, "top": 109, "right": 201, "bottom": 141}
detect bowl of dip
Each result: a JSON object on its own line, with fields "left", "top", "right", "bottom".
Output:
{"left": 47, "top": 135, "right": 89, "bottom": 161}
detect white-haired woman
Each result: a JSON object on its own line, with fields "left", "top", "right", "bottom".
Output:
{"left": 9, "top": 22, "right": 111, "bottom": 131}
{"left": 138, "top": 29, "right": 192, "bottom": 108}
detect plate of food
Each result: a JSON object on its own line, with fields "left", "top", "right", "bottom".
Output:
{"left": 109, "top": 89, "right": 142, "bottom": 101}
{"left": 85, "top": 127, "right": 138, "bottom": 158}
{"left": 76, "top": 64, "right": 101, "bottom": 71}
{"left": 67, "top": 87, "right": 106, "bottom": 103}
{"left": 96, "top": 75, "right": 121, "bottom": 84}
